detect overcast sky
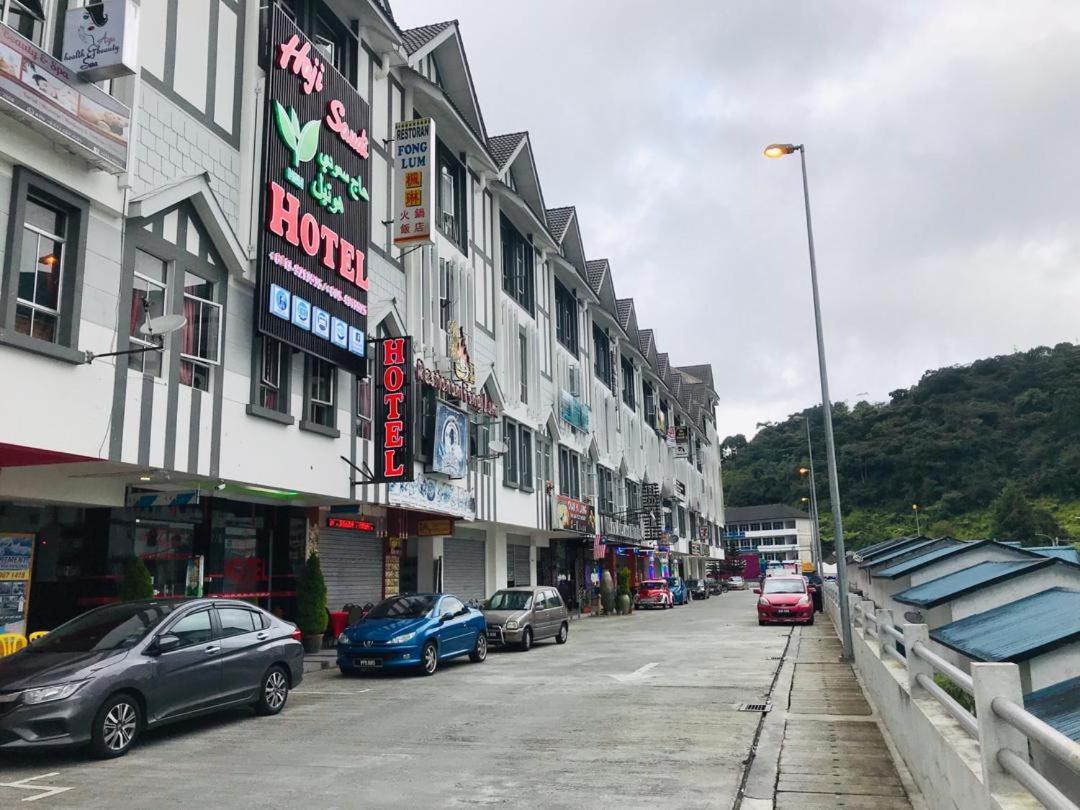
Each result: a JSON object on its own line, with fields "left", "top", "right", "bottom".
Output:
{"left": 393, "top": 1, "right": 1080, "bottom": 439}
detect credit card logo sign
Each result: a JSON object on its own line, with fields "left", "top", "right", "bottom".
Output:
{"left": 270, "top": 284, "right": 290, "bottom": 320}
{"left": 291, "top": 296, "right": 312, "bottom": 331}
{"left": 331, "top": 317, "right": 348, "bottom": 348}
{"left": 349, "top": 327, "right": 366, "bottom": 357}
{"left": 312, "top": 307, "right": 330, "bottom": 340}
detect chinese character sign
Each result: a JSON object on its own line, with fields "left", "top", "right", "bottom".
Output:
{"left": 641, "top": 483, "right": 662, "bottom": 543}
{"left": 393, "top": 118, "right": 435, "bottom": 247}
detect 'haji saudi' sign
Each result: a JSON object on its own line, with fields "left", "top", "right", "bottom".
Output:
{"left": 393, "top": 118, "right": 435, "bottom": 247}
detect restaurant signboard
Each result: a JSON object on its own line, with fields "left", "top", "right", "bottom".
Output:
{"left": 393, "top": 117, "right": 435, "bottom": 247}
{"left": 555, "top": 495, "right": 595, "bottom": 535}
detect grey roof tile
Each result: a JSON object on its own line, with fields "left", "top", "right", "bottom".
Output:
{"left": 585, "top": 259, "right": 608, "bottom": 295}
{"left": 545, "top": 206, "right": 574, "bottom": 242}
{"left": 401, "top": 21, "right": 453, "bottom": 54}
{"left": 488, "top": 132, "right": 527, "bottom": 170}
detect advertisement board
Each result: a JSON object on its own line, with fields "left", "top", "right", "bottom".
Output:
{"left": 674, "top": 425, "right": 690, "bottom": 459}
{"left": 372, "top": 337, "right": 414, "bottom": 483}
{"left": 0, "top": 532, "right": 34, "bottom": 636}
{"left": 388, "top": 472, "right": 476, "bottom": 520}
{"left": 61, "top": 0, "right": 139, "bottom": 82}
{"left": 257, "top": 7, "right": 370, "bottom": 373}
{"left": 555, "top": 495, "right": 595, "bottom": 535}
{"left": 393, "top": 117, "right": 435, "bottom": 246}
{"left": 559, "top": 390, "right": 590, "bottom": 433}
{"left": 431, "top": 400, "right": 468, "bottom": 479}
{"left": 641, "top": 483, "right": 662, "bottom": 543}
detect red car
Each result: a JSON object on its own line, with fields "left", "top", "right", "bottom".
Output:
{"left": 635, "top": 580, "right": 673, "bottom": 609}
{"left": 755, "top": 576, "right": 814, "bottom": 625}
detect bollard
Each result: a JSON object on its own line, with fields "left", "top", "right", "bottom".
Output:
{"left": 860, "top": 600, "right": 876, "bottom": 639}
{"left": 903, "top": 624, "right": 932, "bottom": 697}
{"left": 971, "top": 663, "right": 1027, "bottom": 801}
{"left": 875, "top": 609, "right": 894, "bottom": 658}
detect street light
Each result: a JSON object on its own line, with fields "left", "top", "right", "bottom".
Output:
{"left": 764, "top": 141, "right": 854, "bottom": 661}
{"left": 798, "top": 417, "right": 823, "bottom": 571}
{"left": 912, "top": 504, "right": 921, "bottom": 535}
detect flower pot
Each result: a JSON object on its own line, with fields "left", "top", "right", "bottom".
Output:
{"left": 617, "top": 593, "right": 631, "bottom": 615}
{"left": 302, "top": 633, "right": 324, "bottom": 654}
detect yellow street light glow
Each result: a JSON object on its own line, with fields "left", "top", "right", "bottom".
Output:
{"left": 764, "top": 143, "right": 798, "bottom": 159}
{"left": 798, "top": 467, "right": 810, "bottom": 475}
{"left": 912, "top": 504, "right": 919, "bottom": 510}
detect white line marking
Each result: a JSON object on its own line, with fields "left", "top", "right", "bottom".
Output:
{"left": 608, "top": 662, "right": 660, "bottom": 683}
{"left": 0, "top": 772, "right": 74, "bottom": 802}
{"left": 297, "top": 689, "right": 371, "bottom": 695}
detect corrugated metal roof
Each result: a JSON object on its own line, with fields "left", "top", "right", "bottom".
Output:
{"left": 930, "top": 587, "right": 1080, "bottom": 663}
{"left": 1029, "top": 546, "right": 1080, "bottom": 564}
{"left": 864, "top": 539, "right": 956, "bottom": 570}
{"left": 874, "top": 542, "right": 980, "bottom": 579}
{"left": 856, "top": 537, "right": 926, "bottom": 564}
{"left": 894, "top": 560, "right": 1049, "bottom": 607}
{"left": 1025, "top": 675, "right": 1080, "bottom": 742}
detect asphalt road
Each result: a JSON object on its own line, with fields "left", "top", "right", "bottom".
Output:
{"left": 0, "top": 591, "right": 790, "bottom": 809}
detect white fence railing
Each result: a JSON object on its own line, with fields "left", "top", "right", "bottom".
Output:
{"left": 823, "top": 582, "right": 1080, "bottom": 809}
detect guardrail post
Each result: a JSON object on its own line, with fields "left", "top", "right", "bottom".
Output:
{"left": 859, "top": 600, "right": 875, "bottom": 637}
{"left": 875, "top": 608, "right": 893, "bottom": 658}
{"left": 972, "top": 663, "right": 1028, "bottom": 800}
{"left": 903, "top": 624, "right": 932, "bottom": 697}
{"left": 848, "top": 593, "right": 860, "bottom": 628}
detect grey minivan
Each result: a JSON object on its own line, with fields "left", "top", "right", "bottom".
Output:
{"left": 482, "top": 586, "right": 569, "bottom": 651}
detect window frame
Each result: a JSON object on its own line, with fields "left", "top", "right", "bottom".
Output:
{"left": 179, "top": 271, "right": 222, "bottom": 392}
{"left": 518, "top": 328, "right": 528, "bottom": 404}
{"left": 502, "top": 417, "right": 534, "bottom": 492}
{"left": 500, "top": 214, "right": 534, "bottom": 315}
{"left": 301, "top": 354, "right": 340, "bottom": 437}
{"left": 593, "top": 325, "right": 613, "bottom": 390}
{"left": 436, "top": 140, "right": 468, "bottom": 254}
{"left": 557, "top": 445, "right": 581, "bottom": 499}
{"left": 356, "top": 375, "right": 372, "bottom": 440}
{"left": 554, "top": 276, "right": 578, "bottom": 356}
{"left": 128, "top": 249, "right": 169, "bottom": 377}
{"left": 621, "top": 356, "right": 635, "bottom": 409}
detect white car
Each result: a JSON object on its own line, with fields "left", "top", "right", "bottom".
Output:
{"left": 727, "top": 576, "right": 746, "bottom": 590}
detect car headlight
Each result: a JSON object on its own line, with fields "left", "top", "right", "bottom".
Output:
{"left": 337, "top": 632, "right": 350, "bottom": 646}
{"left": 797, "top": 595, "right": 811, "bottom": 607}
{"left": 504, "top": 619, "right": 518, "bottom": 630}
{"left": 388, "top": 631, "right": 417, "bottom": 645}
{"left": 22, "top": 681, "right": 87, "bottom": 705}
{"left": 758, "top": 597, "right": 771, "bottom": 607}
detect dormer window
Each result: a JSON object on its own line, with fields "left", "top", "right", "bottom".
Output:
{"left": 436, "top": 141, "right": 467, "bottom": 253}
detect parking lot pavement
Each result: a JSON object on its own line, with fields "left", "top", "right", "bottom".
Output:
{"left": 0, "top": 592, "right": 791, "bottom": 809}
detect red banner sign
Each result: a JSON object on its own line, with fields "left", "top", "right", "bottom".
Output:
{"left": 373, "top": 337, "right": 414, "bottom": 483}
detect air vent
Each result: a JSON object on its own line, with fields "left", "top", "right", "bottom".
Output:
{"left": 734, "top": 702, "right": 772, "bottom": 713}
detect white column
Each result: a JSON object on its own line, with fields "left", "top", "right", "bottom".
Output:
{"left": 417, "top": 536, "right": 444, "bottom": 592}
{"left": 903, "top": 624, "right": 933, "bottom": 697}
{"left": 528, "top": 536, "right": 539, "bottom": 586}
{"left": 486, "top": 528, "right": 507, "bottom": 595}
{"left": 972, "top": 662, "right": 1028, "bottom": 801}
{"left": 875, "top": 609, "right": 893, "bottom": 658}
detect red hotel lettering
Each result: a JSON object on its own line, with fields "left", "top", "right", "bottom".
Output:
{"left": 381, "top": 338, "right": 407, "bottom": 478}
{"left": 325, "top": 99, "right": 370, "bottom": 159}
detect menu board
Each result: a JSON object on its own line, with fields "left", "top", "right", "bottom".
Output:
{"left": 0, "top": 532, "right": 34, "bottom": 636}
{"left": 383, "top": 536, "right": 402, "bottom": 598}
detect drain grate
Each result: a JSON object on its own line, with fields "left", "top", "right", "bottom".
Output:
{"left": 734, "top": 701, "right": 772, "bottom": 713}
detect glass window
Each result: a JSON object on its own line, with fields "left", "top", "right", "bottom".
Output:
{"left": 519, "top": 426, "right": 533, "bottom": 491}
{"left": 593, "top": 325, "right": 613, "bottom": 390}
{"left": 259, "top": 336, "right": 287, "bottom": 412}
{"left": 128, "top": 249, "right": 167, "bottom": 376}
{"left": 485, "top": 590, "right": 532, "bottom": 610}
{"left": 15, "top": 195, "right": 67, "bottom": 344}
{"left": 503, "top": 420, "right": 518, "bottom": 486}
{"left": 500, "top": 214, "right": 533, "bottom": 314}
{"left": 169, "top": 610, "right": 214, "bottom": 647}
{"left": 643, "top": 381, "right": 656, "bottom": 427}
{"left": 519, "top": 330, "right": 528, "bottom": 404}
{"left": 621, "top": 357, "right": 635, "bottom": 409}
{"left": 440, "top": 596, "right": 464, "bottom": 616}
{"left": 306, "top": 356, "right": 336, "bottom": 427}
{"left": 437, "top": 142, "right": 467, "bottom": 251}
{"left": 30, "top": 603, "right": 176, "bottom": 654}
{"left": 180, "top": 271, "right": 221, "bottom": 391}
{"left": 558, "top": 446, "right": 581, "bottom": 499}
{"left": 217, "top": 608, "right": 257, "bottom": 638}
{"left": 750, "top": 523, "right": 761, "bottom": 532}
{"left": 785, "top": 520, "right": 796, "bottom": 529}
{"left": 368, "top": 594, "right": 436, "bottom": 618}
{"left": 439, "top": 258, "right": 454, "bottom": 333}
{"left": 554, "top": 277, "right": 578, "bottom": 355}
{"left": 356, "top": 376, "right": 372, "bottom": 439}
{"left": 2, "top": 0, "right": 48, "bottom": 48}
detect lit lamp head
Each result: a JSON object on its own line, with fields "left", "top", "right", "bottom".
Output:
{"left": 763, "top": 143, "right": 800, "bottom": 159}
{"left": 798, "top": 467, "right": 810, "bottom": 476}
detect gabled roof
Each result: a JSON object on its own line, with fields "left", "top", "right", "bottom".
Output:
{"left": 863, "top": 539, "right": 959, "bottom": 570}
{"left": 856, "top": 536, "right": 933, "bottom": 565}
{"left": 1029, "top": 546, "right": 1080, "bottom": 564}
{"left": 585, "top": 259, "right": 607, "bottom": 295}
{"left": 894, "top": 560, "right": 1052, "bottom": 607}
{"left": 615, "top": 298, "right": 639, "bottom": 344}
{"left": 401, "top": 21, "right": 453, "bottom": 54}
{"left": 1025, "top": 675, "right": 1080, "bottom": 742}
{"left": 724, "top": 504, "right": 811, "bottom": 523}
{"left": 488, "top": 131, "right": 527, "bottom": 170}
{"left": 656, "top": 352, "right": 671, "bottom": 380}
{"left": 490, "top": 131, "right": 547, "bottom": 222}
{"left": 402, "top": 19, "right": 487, "bottom": 142}
{"left": 930, "top": 588, "right": 1080, "bottom": 663}
{"left": 854, "top": 537, "right": 916, "bottom": 559}
{"left": 676, "top": 364, "right": 715, "bottom": 390}
{"left": 584, "top": 259, "right": 618, "bottom": 318}
{"left": 873, "top": 540, "right": 1034, "bottom": 580}
{"left": 637, "top": 329, "right": 658, "bottom": 370}
{"left": 545, "top": 207, "right": 574, "bottom": 242}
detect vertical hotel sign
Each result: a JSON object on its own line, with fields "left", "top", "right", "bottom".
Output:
{"left": 393, "top": 118, "right": 435, "bottom": 247}
{"left": 257, "top": 7, "right": 371, "bottom": 372}
{"left": 373, "top": 337, "right": 414, "bottom": 483}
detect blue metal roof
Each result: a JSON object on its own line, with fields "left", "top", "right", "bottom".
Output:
{"left": 864, "top": 539, "right": 958, "bottom": 570}
{"left": 857, "top": 537, "right": 926, "bottom": 564}
{"left": 1025, "top": 675, "right": 1080, "bottom": 742}
{"left": 1029, "top": 546, "right": 1080, "bottom": 564}
{"left": 894, "top": 560, "right": 1050, "bottom": 607}
{"left": 930, "top": 587, "right": 1080, "bottom": 663}
{"left": 874, "top": 542, "right": 982, "bottom": 579}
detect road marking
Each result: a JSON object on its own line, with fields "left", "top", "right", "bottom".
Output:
{"left": 608, "top": 662, "right": 659, "bottom": 683}
{"left": 0, "top": 773, "right": 74, "bottom": 802}
{"left": 297, "top": 689, "right": 371, "bottom": 695}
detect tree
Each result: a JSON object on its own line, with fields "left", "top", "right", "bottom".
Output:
{"left": 989, "top": 482, "right": 1059, "bottom": 544}
{"left": 119, "top": 557, "right": 154, "bottom": 601}
{"left": 295, "top": 552, "right": 328, "bottom": 637}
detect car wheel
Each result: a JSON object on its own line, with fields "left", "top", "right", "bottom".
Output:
{"left": 256, "top": 665, "right": 289, "bottom": 716}
{"left": 90, "top": 693, "right": 141, "bottom": 759}
{"left": 758, "top": 619, "right": 765, "bottom": 626}
{"left": 808, "top": 614, "right": 815, "bottom": 626}
{"left": 556, "top": 622, "right": 569, "bottom": 644}
{"left": 519, "top": 627, "right": 532, "bottom": 652}
{"left": 421, "top": 640, "right": 439, "bottom": 675}
{"left": 469, "top": 632, "right": 488, "bottom": 662}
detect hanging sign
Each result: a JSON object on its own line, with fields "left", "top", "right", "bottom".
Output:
{"left": 674, "top": 425, "right": 690, "bottom": 459}
{"left": 372, "top": 337, "right": 414, "bottom": 482}
{"left": 257, "top": 6, "right": 370, "bottom": 373}
{"left": 641, "top": 483, "right": 662, "bottom": 543}
{"left": 0, "top": 532, "right": 34, "bottom": 637}
{"left": 415, "top": 358, "right": 499, "bottom": 416}
{"left": 388, "top": 472, "right": 475, "bottom": 520}
{"left": 393, "top": 117, "right": 435, "bottom": 246}
{"left": 61, "top": 0, "right": 139, "bottom": 82}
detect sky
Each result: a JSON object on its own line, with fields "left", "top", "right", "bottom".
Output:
{"left": 392, "top": 1, "right": 1080, "bottom": 439}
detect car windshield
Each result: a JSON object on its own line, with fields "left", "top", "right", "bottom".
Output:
{"left": 730, "top": 577, "right": 743, "bottom": 583}
{"left": 486, "top": 591, "right": 533, "bottom": 610}
{"left": 367, "top": 595, "right": 437, "bottom": 619}
{"left": 30, "top": 602, "right": 177, "bottom": 654}
{"left": 639, "top": 582, "right": 665, "bottom": 591}
{"left": 764, "top": 579, "right": 806, "bottom": 594}
{"left": 666, "top": 578, "right": 681, "bottom": 586}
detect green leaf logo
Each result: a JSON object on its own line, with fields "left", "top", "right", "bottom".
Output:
{"left": 297, "top": 119, "right": 321, "bottom": 163}
{"left": 272, "top": 100, "right": 321, "bottom": 169}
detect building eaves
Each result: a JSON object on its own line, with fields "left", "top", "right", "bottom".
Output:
{"left": 855, "top": 536, "right": 932, "bottom": 565}
{"left": 1025, "top": 675, "right": 1080, "bottom": 742}
{"left": 488, "top": 131, "right": 527, "bottom": 170}
{"left": 1029, "top": 546, "right": 1080, "bottom": 564}
{"left": 401, "top": 20, "right": 453, "bottom": 55}
{"left": 894, "top": 559, "right": 1052, "bottom": 608}
{"left": 864, "top": 539, "right": 959, "bottom": 571}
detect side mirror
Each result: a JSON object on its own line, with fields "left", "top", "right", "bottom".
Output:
{"left": 440, "top": 612, "right": 454, "bottom": 623}
{"left": 752, "top": 588, "right": 761, "bottom": 595}
{"left": 150, "top": 633, "right": 180, "bottom": 655}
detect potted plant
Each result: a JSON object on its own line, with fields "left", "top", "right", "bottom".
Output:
{"left": 617, "top": 567, "right": 632, "bottom": 615}
{"left": 119, "top": 557, "right": 154, "bottom": 601}
{"left": 600, "top": 570, "right": 616, "bottom": 615}
{"left": 295, "top": 552, "right": 328, "bottom": 654}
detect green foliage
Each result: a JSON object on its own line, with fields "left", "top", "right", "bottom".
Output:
{"left": 723, "top": 344, "right": 1080, "bottom": 548}
{"left": 989, "top": 482, "right": 1060, "bottom": 543}
{"left": 119, "top": 557, "right": 154, "bottom": 602}
{"left": 617, "top": 567, "right": 632, "bottom": 597}
{"left": 934, "top": 673, "right": 976, "bottom": 715}
{"left": 295, "top": 552, "right": 328, "bottom": 636}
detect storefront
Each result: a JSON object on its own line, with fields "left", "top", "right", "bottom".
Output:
{"left": 318, "top": 511, "right": 386, "bottom": 611}
{"left": 443, "top": 527, "right": 486, "bottom": 602}
{"left": 548, "top": 494, "right": 596, "bottom": 612}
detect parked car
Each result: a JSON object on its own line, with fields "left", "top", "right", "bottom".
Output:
{"left": 755, "top": 577, "right": 814, "bottom": 626}
{"left": 707, "top": 579, "right": 725, "bottom": 595}
{"left": 337, "top": 593, "right": 487, "bottom": 676}
{"left": 726, "top": 576, "right": 746, "bottom": 591}
{"left": 482, "top": 586, "right": 569, "bottom": 651}
{"left": 686, "top": 579, "right": 710, "bottom": 600}
{"left": 634, "top": 580, "right": 673, "bottom": 610}
{"left": 666, "top": 576, "right": 689, "bottom": 605}
{"left": 0, "top": 599, "right": 303, "bottom": 758}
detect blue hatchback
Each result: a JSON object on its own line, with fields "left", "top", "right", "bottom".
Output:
{"left": 336, "top": 593, "right": 487, "bottom": 676}
{"left": 666, "top": 576, "right": 689, "bottom": 605}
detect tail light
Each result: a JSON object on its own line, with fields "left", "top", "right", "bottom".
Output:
{"left": 290, "top": 626, "right": 302, "bottom": 641}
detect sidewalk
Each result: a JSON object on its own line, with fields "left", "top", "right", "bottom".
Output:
{"left": 740, "top": 622, "right": 917, "bottom": 810}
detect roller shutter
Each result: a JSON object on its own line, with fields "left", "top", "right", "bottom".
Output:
{"left": 319, "top": 530, "right": 384, "bottom": 610}
{"left": 443, "top": 537, "right": 487, "bottom": 602}
{"left": 507, "top": 544, "right": 532, "bottom": 587}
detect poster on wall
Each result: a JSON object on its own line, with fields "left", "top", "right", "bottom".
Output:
{"left": 0, "top": 532, "right": 34, "bottom": 636}
{"left": 392, "top": 117, "right": 435, "bottom": 247}
{"left": 431, "top": 401, "right": 469, "bottom": 479}
{"left": 555, "top": 495, "right": 596, "bottom": 535}
{"left": 383, "top": 537, "right": 401, "bottom": 598}
{"left": 257, "top": 6, "right": 371, "bottom": 373}
{"left": 674, "top": 425, "right": 690, "bottom": 459}
{"left": 373, "top": 337, "right": 414, "bottom": 483}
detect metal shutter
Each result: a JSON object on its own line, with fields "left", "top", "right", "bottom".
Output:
{"left": 443, "top": 537, "right": 487, "bottom": 602}
{"left": 319, "top": 531, "right": 384, "bottom": 610}
{"left": 507, "top": 544, "right": 531, "bottom": 587}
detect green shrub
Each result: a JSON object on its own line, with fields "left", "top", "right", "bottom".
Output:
{"left": 119, "top": 557, "right": 154, "bottom": 601}
{"left": 934, "top": 673, "right": 976, "bottom": 715}
{"left": 617, "top": 567, "right": 632, "bottom": 597}
{"left": 295, "top": 552, "right": 328, "bottom": 636}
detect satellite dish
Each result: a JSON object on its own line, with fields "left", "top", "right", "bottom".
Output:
{"left": 487, "top": 439, "right": 508, "bottom": 455}
{"left": 903, "top": 610, "right": 924, "bottom": 624}
{"left": 140, "top": 314, "right": 187, "bottom": 338}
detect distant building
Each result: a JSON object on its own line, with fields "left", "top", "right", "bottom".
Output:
{"left": 723, "top": 504, "right": 813, "bottom": 565}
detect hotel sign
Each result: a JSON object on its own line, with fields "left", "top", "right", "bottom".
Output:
{"left": 257, "top": 6, "right": 370, "bottom": 372}
{"left": 373, "top": 337, "right": 414, "bottom": 483}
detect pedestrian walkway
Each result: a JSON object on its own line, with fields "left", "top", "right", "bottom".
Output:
{"left": 740, "top": 623, "right": 916, "bottom": 810}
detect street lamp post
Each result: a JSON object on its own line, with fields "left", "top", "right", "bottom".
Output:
{"left": 799, "top": 416, "right": 823, "bottom": 569}
{"left": 912, "top": 504, "right": 922, "bottom": 536}
{"left": 765, "top": 142, "right": 853, "bottom": 661}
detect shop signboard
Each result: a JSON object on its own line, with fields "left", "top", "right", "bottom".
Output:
{"left": 555, "top": 495, "right": 595, "bottom": 535}
{"left": 641, "top": 483, "right": 662, "bottom": 543}
{"left": 372, "top": 336, "right": 414, "bottom": 483}
{"left": 559, "top": 390, "right": 590, "bottom": 433}
{"left": 430, "top": 400, "right": 469, "bottom": 479}
{"left": 666, "top": 425, "right": 676, "bottom": 448}
{"left": 257, "top": 6, "right": 370, "bottom": 373}
{"left": 0, "top": 20, "right": 129, "bottom": 173}
{"left": 674, "top": 425, "right": 690, "bottom": 459}
{"left": 388, "top": 471, "right": 475, "bottom": 520}
{"left": 414, "top": 517, "right": 453, "bottom": 537}
{"left": 327, "top": 516, "right": 376, "bottom": 532}
{"left": 383, "top": 536, "right": 402, "bottom": 597}
{"left": 0, "top": 532, "right": 34, "bottom": 636}
{"left": 393, "top": 117, "right": 435, "bottom": 246}
{"left": 61, "top": 0, "right": 139, "bottom": 82}
{"left": 415, "top": 358, "right": 499, "bottom": 416}
{"left": 674, "top": 480, "right": 687, "bottom": 500}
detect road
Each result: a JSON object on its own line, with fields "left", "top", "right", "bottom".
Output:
{"left": 0, "top": 591, "right": 791, "bottom": 809}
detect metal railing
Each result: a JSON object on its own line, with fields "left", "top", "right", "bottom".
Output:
{"left": 822, "top": 582, "right": 1080, "bottom": 809}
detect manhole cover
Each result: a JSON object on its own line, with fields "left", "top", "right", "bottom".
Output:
{"left": 734, "top": 702, "right": 772, "bottom": 712}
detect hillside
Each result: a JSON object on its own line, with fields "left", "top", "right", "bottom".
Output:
{"left": 721, "top": 343, "right": 1080, "bottom": 547}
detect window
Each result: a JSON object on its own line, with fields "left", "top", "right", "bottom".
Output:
{"left": 168, "top": 610, "right": 213, "bottom": 648}
{"left": 180, "top": 272, "right": 221, "bottom": 391}
{"left": 558, "top": 446, "right": 581, "bottom": 499}
{"left": 785, "top": 520, "right": 796, "bottom": 529}
{"left": 1, "top": 0, "right": 49, "bottom": 48}
{"left": 621, "top": 357, "right": 635, "bottom": 409}
{"left": 643, "top": 381, "right": 656, "bottom": 427}
{"left": 503, "top": 420, "right": 518, "bottom": 486}
{"left": 502, "top": 418, "right": 533, "bottom": 491}
{"left": 695, "top": 439, "right": 703, "bottom": 472}
{"left": 501, "top": 214, "right": 534, "bottom": 314}
{"left": 519, "top": 330, "right": 528, "bottom": 404}
{"left": 625, "top": 479, "right": 640, "bottom": 515}
{"left": 438, "top": 258, "right": 454, "bottom": 333}
{"left": 356, "top": 376, "right": 372, "bottom": 439}
{"left": 750, "top": 523, "right": 761, "bottom": 532}
{"left": 678, "top": 506, "right": 687, "bottom": 536}
{"left": 437, "top": 142, "right": 467, "bottom": 252}
{"left": 554, "top": 277, "right": 578, "bottom": 355}
{"left": 128, "top": 250, "right": 167, "bottom": 376}
{"left": 593, "top": 325, "right": 613, "bottom": 390}
{"left": 15, "top": 195, "right": 66, "bottom": 343}
{"left": 304, "top": 356, "right": 337, "bottom": 432}
{"left": 217, "top": 608, "right": 257, "bottom": 638}
{"left": 598, "top": 467, "right": 616, "bottom": 516}
{"left": 257, "top": 336, "right": 288, "bottom": 412}
{"left": 440, "top": 596, "right": 464, "bottom": 616}
{"left": 519, "top": 427, "right": 533, "bottom": 491}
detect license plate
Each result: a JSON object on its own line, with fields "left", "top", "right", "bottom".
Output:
{"left": 486, "top": 629, "right": 500, "bottom": 639}
{"left": 354, "top": 657, "right": 382, "bottom": 668}
{"left": 776, "top": 609, "right": 790, "bottom": 615}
